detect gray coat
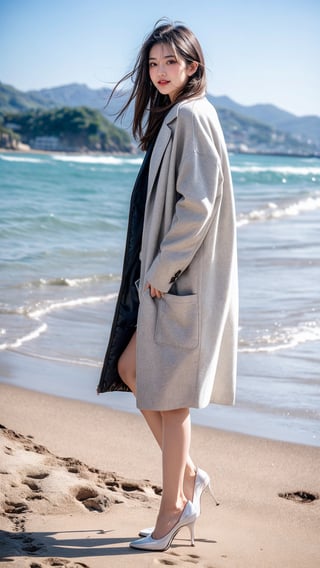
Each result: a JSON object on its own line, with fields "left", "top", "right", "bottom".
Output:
{"left": 136, "top": 96, "right": 238, "bottom": 411}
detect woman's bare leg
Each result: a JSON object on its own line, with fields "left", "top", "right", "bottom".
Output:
{"left": 152, "top": 407, "right": 191, "bottom": 539}
{"left": 117, "top": 332, "right": 197, "bottom": 500}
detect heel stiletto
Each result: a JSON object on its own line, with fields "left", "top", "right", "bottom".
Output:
{"left": 193, "top": 467, "right": 219, "bottom": 515}
{"left": 130, "top": 500, "right": 197, "bottom": 551}
{"left": 138, "top": 468, "right": 219, "bottom": 537}
{"left": 207, "top": 480, "right": 220, "bottom": 506}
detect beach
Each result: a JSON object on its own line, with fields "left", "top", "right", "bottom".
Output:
{"left": 0, "top": 383, "right": 319, "bottom": 567}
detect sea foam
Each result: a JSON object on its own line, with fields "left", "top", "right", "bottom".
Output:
{"left": 231, "top": 165, "right": 320, "bottom": 176}
{"left": 0, "top": 155, "right": 44, "bottom": 164}
{"left": 0, "top": 293, "right": 117, "bottom": 352}
{"left": 51, "top": 155, "right": 143, "bottom": 166}
{"left": 28, "top": 293, "right": 118, "bottom": 320}
{"left": 239, "top": 320, "right": 320, "bottom": 353}
{"left": 237, "top": 193, "right": 320, "bottom": 226}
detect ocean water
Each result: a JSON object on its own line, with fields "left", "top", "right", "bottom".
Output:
{"left": 1, "top": 151, "right": 320, "bottom": 447}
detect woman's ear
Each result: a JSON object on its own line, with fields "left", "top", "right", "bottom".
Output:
{"left": 187, "top": 61, "right": 199, "bottom": 77}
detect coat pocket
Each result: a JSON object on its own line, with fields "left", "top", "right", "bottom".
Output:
{"left": 155, "top": 293, "right": 199, "bottom": 350}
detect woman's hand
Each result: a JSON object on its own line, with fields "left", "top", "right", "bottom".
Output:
{"left": 145, "top": 282, "right": 164, "bottom": 299}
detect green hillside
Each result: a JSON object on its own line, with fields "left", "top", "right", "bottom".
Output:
{"left": 1, "top": 106, "right": 132, "bottom": 153}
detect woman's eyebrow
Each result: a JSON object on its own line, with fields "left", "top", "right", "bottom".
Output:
{"left": 149, "top": 54, "right": 175, "bottom": 60}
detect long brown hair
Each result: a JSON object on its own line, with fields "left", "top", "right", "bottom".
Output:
{"left": 109, "top": 20, "right": 207, "bottom": 151}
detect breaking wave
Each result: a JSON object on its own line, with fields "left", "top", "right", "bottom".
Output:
{"left": 237, "top": 193, "right": 320, "bottom": 226}
{"left": 0, "top": 293, "right": 117, "bottom": 352}
{"left": 239, "top": 320, "right": 320, "bottom": 353}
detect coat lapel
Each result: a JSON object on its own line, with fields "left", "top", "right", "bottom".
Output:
{"left": 146, "top": 104, "right": 179, "bottom": 201}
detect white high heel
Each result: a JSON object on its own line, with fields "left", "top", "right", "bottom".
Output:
{"left": 138, "top": 468, "right": 218, "bottom": 537}
{"left": 130, "top": 500, "right": 197, "bottom": 551}
{"left": 193, "top": 467, "right": 219, "bottom": 516}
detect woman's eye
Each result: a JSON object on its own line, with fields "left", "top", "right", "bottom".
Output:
{"left": 149, "top": 62, "right": 156, "bottom": 67}
{"left": 167, "top": 59, "right": 176, "bottom": 65}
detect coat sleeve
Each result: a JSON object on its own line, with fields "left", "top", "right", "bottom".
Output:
{"left": 146, "top": 106, "right": 224, "bottom": 293}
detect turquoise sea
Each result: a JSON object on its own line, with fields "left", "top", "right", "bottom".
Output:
{"left": 1, "top": 151, "right": 320, "bottom": 446}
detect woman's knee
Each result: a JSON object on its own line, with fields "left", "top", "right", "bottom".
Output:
{"left": 160, "top": 408, "right": 189, "bottom": 421}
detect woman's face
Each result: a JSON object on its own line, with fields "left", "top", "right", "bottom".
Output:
{"left": 149, "top": 43, "right": 196, "bottom": 102}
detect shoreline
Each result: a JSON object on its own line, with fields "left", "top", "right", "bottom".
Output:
{"left": 0, "top": 345, "right": 319, "bottom": 449}
{"left": 1, "top": 369, "right": 319, "bottom": 450}
{"left": 1, "top": 147, "right": 320, "bottom": 159}
{"left": 0, "top": 383, "right": 319, "bottom": 567}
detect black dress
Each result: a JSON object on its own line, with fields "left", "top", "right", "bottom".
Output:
{"left": 97, "top": 145, "right": 153, "bottom": 394}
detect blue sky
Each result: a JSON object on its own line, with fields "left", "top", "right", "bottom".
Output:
{"left": 1, "top": 0, "right": 319, "bottom": 116}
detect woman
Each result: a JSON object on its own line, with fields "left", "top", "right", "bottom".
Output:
{"left": 97, "top": 20, "right": 238, "bottom": 551}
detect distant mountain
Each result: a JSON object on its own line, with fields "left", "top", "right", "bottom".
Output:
{"left": 276, "top": 115, "right": 320, "bottom": 147}
{"left": 28, "top": 83, "right": 108, "bottom": 111}
{"left": 207, "top": 95, "right": 295, "bottom": 125}
{"left": 1, "top": 81, "right": 319, "bottom": 155}
{"left": 206, "top": 94, "right": 320, "bottom": 147}
{"left": 0, "top": 82, "right": 51, "bottom": 113}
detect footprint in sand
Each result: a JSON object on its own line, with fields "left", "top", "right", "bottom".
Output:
{"left": 5, "top": 503, "right": 27, "bottom": 532}
{"left": 29, "top": 560, "right": 90, "bottom": 568}
{"left": 22, "top": 541, "right": 43, "bottom": 554}
{"left": 278, "top": 490, "right": 319, "bottom": 503}
{"left": 4, "top": 500, "right": 29, "bottom": 515}
{"left": 73, "top": 486, "right": 111, "bottom": 512}
{"left": 26, "top": 472, "right": 50, "bottom": 480}
{"left": 23, "top": 479, "right": 41, "bottom": 491}
{"left": 5, "top": 507, "right": 27, "bottom": 534}
{"left": 23, "top": 475, "right": 49, "bottom": 504}
{"left": 154, "top": 551, "right": 202, "bottom": 566}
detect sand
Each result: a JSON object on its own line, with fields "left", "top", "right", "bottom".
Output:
{"left": 0, "top": 383, "right": 319, "bottom": 568}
